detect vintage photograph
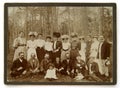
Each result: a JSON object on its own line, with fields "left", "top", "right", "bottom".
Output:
{"left": 4, "top": 3, "right": 116, "bottom": 85}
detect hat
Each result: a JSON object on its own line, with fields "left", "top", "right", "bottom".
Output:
{"left": 53, "top": 32, "right": 61, "bottom": 38}
{"left": 46, "top": 36, "right": 51, "bottom": 39}
{"left": 61, "top": 35, "right": 69, "bottom": 39}
{"left": 28, "top": 32, "right": 35, "bottom": 36}
{"left": 71, "top": 33, "right": 78, "bottom": 38}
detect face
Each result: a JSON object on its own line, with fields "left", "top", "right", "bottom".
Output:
{"left": 19, "top": 53, "right": 24, "bottom": 59}
{"left": 66, "top": 53, "right": 70, "bottom": 59}
{"left": 19, "top": 32, "right": 24, "bottom": 38}
{"left": 44, "top": 54, "right": 49, "bottom": 59}
{"left": 99, "top": 36, "right": 104, "bottom": 42}
{"left": 49, "top": 66, "right": 53, "bottom": 70}
{"left": 38, "top": 34, "right": 42, "bottom": 39}
{"left": 56, "top": 57, "right": 60, "bottom": 62}
{"left": 31, "top": 53, "right": 35, "bottom": 58}
{"left": 30, "top": 35, "right": 35, "bottom": 40}
{"left": 93, "top": 37, "right": 97, "bottom": 42}
{"left": 53, "top": 37, "right": 57, "bottom": 41}
{"left": 76, "top": 56, "right": 81, "bottom": 61}
{"left": 46, "top": 38, "right": 51, "bottom": 42}
{"left": 86, "top": 36, "right": 91, "bottom": 41}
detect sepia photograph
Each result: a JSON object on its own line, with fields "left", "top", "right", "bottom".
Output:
{"left": 4, "top": 3, "right": 116, "bottom": 85}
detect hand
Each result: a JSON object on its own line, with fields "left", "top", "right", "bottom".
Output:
{"left": 22, "top": 70, "right": 27, "bottom": 75}
{"left": 17, "top": 67, "right": 23, "bottom": 71}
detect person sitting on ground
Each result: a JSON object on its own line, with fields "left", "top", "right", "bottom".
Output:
{"left": 28, "top": 53, "right": 39, "bottom": 78}
{"left": 60, "top": 53, "right": 73, "bottom": 77}
{"left": 54, "top": 57, "right": 61, "bottom": 72}
{"left": 40, "top": 53, "right": 52, "bottom": 74}
{"left": 10, "top": 52, "right": 27, "bottom": 78}
{"left": 73, "top": 55, "right": 86, "bottom": 80}
{"left": 44, "top": 63, "right": 58, "bottom": 81}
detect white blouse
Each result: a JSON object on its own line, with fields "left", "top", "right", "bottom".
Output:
{"left": 35, "top": 39, "right": 45, "bottom": 48}
{"left": 62, "top": 42, "right": 71, "bottom": 50}
{"left": 44, "top": 42, "right": 53, "bottom": 51}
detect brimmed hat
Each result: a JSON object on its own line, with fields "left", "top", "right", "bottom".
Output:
{"left": 71, "top": 33, "right": 78, "bottom": 38}
{"left": 28, "top": 32, "right": 35, "bottom": 37}
{"left": 61, "top": 35, "right": 69, "bottom": 39}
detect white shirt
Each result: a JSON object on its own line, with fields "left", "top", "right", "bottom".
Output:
{"left": 53, "top": 41, "right": 57, "bottom": 49}
{"left": 44, "top": 42, "right": 53, "bottom": 51}
{"left": 27, "top": 40, "right": 36, "bottom": 49}
{"left": 35, "top": 39, "right": 45, "bottom": 48}
{"left": 98, "top": 42, "right": 103, "bottom": 59}
{"left": 62, "top": 42, "right": 71, "bottom": 50}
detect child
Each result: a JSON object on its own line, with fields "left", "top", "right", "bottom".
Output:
{"left": 54, "top": 57, "right": 61, "bottom": 72}
{"left": 44, "top": 63, "right": 58, "bottom": 81}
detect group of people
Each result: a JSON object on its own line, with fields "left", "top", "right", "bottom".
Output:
{"left": 10, "top": 31, "right": 111, "bottom": 81}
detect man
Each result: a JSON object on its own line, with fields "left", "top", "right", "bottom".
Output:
{"left": 10, "top": 52, "right": 27, "bottom": 78}
{"left": 52, "top": 32, "right": 62, "bottom": 63}
{"left": 40, "top": 53, "right": 52, "bottom": 74}
{"left": 70, "top": 33, "right": 80, "bottom": 61}
{"left": 60, "top": 53, "right": 74, "bottom": 76}
{"left": 98, "top": 35, "right": 110, "bottom": 78}
{"left": 28, "top": 53, "right": 39, "bottom": 76}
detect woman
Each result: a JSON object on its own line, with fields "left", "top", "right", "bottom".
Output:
{"left": 61, "top": 35, "right": 71, "bottom": 62}
{"left": 13, "top": 31, "right": 26, "bottom": 61}
{"left": 35, "top": 33, "right": 45, "bottom": 64}
{"left": 27, "top": 32, "right": 37, "bottom": 61}
{"left": 79, "top": 36, "right": 86, "bottom": 62}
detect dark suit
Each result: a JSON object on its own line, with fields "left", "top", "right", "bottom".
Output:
{"left": 10, "top": 58, "right": 27, "bottom": 77}
{"left": 60, "top": 59, "right": 74, "bottom": 75}
{"left": 52, "top": 41, "right": 62, "bottom": 62}
{"left": 98, "top": 41, "right": 110, "bottom": 60}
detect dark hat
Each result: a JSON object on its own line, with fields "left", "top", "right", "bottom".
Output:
{"left": 53, "top": 32, "right": 61, "bottom": 38}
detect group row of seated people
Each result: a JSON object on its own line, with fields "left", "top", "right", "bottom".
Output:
{"left": 10, "top": 31, "right": 111, "bottom": 81}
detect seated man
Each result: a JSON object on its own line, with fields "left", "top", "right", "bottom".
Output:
{"left": 28, "top": 53, "right": 39, "bottom": 77}
{"left": 73, "top": 55, "right": 86, "bottom": 80}
{"left": 10, "top": 52, "right": 27, "bottom": 78}
{"left": 40, "top": 53, "right": 52, "bottom": 74}
{"left": 60, "top": 53, "right": 74, "bottom": 77}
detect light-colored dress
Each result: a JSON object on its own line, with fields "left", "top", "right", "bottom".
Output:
{"left": 61, "top": 42, "right": 71, "bottom": 62}
{"left": 13, "top": 37, "right": 26, "bottom": 61}
{"left": 90, "top": 41, "right": 99, "bottom": 58}
{"left": 44, "top": 68, "right": 58, "bottom": 79}
{"left": 27, "top": 40, "right": 37, "bottom": 61}
{"left": 79, "top": 42, "right": 86, "bottom": 62}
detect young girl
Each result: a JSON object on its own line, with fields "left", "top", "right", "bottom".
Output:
{"left": 44, "top": 63, "right": 58, "bottom": 80}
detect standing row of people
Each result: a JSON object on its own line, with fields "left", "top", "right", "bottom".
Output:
{"left": 11, "top": 31, "right": 111, "bottom": 81}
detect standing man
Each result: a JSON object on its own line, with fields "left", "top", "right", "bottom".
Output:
{"left": 98, "top": 35, "right": 110, "bottom": 78}
{"left": 52, "top": 32, "right": 62, "bottom": 63}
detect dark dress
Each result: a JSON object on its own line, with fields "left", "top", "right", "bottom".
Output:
{"left": 10, "top": 58, "right": 27, "bottom": 77}
{"left": 52, "top": 41, "right": 62, "bottom": 62}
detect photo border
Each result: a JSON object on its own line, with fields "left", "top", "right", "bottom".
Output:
{"left": 4, "top": 3, "right": 117, "bottom": 85}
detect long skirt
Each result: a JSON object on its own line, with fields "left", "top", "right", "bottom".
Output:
{"left": 36, "top": 47, "right": 45, "bottom": 63}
